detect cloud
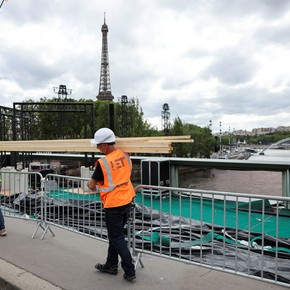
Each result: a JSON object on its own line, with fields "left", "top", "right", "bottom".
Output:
{"left": 204, "top": 50, "right": 258, "bottom": 85}
{"left": 1, "top": 0, "right": 290, "bottom": 133}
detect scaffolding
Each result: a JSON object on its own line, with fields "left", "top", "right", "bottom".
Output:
{"left": 0, "top": 105, "right": 31, "bottom": 168}
{"left": 120, "top": 95, "right": 130, "bottom": 137}
{"left": 0, "top": 102, "right": 95, "bottom": 168}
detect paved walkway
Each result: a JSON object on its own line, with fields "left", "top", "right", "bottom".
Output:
{"left": 0, "top": 217, "right": 287, "bottom": 290}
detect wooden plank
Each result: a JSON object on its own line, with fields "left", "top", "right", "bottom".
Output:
{"left": 118, "top": 136, "right": 192, "bottom": 142}
{"left": 0, "top": 144, "right": 172, "bottom": 153}
{"left": 0, "top": 136, "right": 192, "bottom": 154}
{"left": 0, "top": 142, "right": 171, "bottom": 148}
{"left": 0, "top": 147, "right": 172, "bottom": 154}
{"left": 0, "top": 136, "right": 192, "bottom": 145}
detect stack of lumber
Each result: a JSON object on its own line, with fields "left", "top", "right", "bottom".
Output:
{"left": 0, "top": 136, "right": 193, "bottom": 154}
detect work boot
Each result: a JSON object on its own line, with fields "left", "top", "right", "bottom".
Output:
{"left": 0, "top": 228, "right": 7, "bottom": 236}
{"left": 123, "top": 272, "right": 136, "bottom": 281}
{"left": 95, "top": 263, "right": 118, "bottom": 275}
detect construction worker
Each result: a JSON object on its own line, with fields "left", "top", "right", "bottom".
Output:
{"left": 87, "top": 128, "right": 136, "bottom": 281}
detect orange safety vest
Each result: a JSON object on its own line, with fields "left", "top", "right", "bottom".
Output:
{"left": 97, "top": 149, "right": 135, "bottom": 208}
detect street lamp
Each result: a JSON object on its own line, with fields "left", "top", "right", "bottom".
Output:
{"left": 228, "top": 126, "right": 231, "bottom": 154}
{"left": 208, "top": 120, "right": 212, "bottom": 132}
{"left": 219, "top": 121, "right": 222, "bottom": 155}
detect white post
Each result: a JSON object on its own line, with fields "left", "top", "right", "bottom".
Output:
{"left": 80, "top": 166, "right": 92, "bottom": 192}
{"left": 1, "top": 167, "right": 29, "bottom": 195}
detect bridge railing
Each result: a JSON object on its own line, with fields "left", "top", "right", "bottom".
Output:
{"left": 1, "top": 169, "right": 290, "bottom": 287}
{"left": 133, "top": 184, "right": 290, "bottom": 288}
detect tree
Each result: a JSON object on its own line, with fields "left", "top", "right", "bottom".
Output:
{"left": 113, "top": 97, "right": 159, "bottom": 137}
{"left": 20, "top": 97, "right": 216, "bottom": 158}
{"left": 23, "top": 98, "right": 93, "bottom": 140}
{"left": 170, "top": 116, "right": 185, "bottom": 156}
{"left": 170, "top": 116, "right": 215, "bottom": 158}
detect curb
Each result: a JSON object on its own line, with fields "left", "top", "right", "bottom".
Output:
{"left": 0, "top": 258, "right": 62, "bottom": 290}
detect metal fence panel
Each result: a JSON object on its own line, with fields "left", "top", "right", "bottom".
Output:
{"left": 41, "top": 173, "right": 108, "bottom": 242}
{"left": 133, "top": 185, "right": 290, "bottom": 288}
{"left": 0, "top": 169, "right": 44, "bottom": 222}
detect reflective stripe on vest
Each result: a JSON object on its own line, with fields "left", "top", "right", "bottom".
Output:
{"left": 98, "top": 152, "right": 131, "bottom": 193}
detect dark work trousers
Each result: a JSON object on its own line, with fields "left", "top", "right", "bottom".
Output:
{"left": 105, "top": 203, "right": 135, "bottom": 275}
{"left": 0, "top": 208, "right": 5, "bottom": 230}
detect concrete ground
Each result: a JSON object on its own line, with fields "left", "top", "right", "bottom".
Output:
{"left": 0, "top": 217, "right": 288, "bottom": 290}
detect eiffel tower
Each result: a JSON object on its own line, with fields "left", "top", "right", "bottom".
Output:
{"left": 96, "top": 14, "right": 114, "bottom": 101}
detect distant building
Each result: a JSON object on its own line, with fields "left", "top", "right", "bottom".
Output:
{"left": 276, "top": 126, "right": 290, "bottom": 132}
{"left": 214, "top": 126, "right": 290, "bottom": 137}
{"left": 234, "top": 129, "right": 249, "bottom": 136}
{"left": 252, "top": 127, "right": 275, "bottom": 135}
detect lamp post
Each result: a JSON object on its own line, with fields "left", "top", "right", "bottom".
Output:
{"left": 208, "top": 120, "right": 212, "bottom": 132}
{"left": 219, "top": 121, "right": 222, "bottom": 155}
{"left": 228, "top": 126, "right": 231, "bottom": 154}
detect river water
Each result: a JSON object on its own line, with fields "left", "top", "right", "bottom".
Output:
{"left": 179, "top": 149, "right": 290, "bottom": 196}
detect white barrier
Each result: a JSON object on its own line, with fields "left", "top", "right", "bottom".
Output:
{"left": 80, "top": 166, "right": 93, "bottom": 193}
{"left": 1, "top": 167, "right": 29, "bottom": 194}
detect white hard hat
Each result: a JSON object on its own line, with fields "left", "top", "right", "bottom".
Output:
{"left": 91, "top": 128, "right": 116, "bottom": 145}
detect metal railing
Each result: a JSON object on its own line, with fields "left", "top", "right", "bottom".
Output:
{"left": 37, "top": 173, "right": 107, "bottom": 241}
{"left": 133, "top": 184, "right": 290, "bottom": 287}
{"left": 0, "top": 169, "right": 44, "bottom": 223}
{"left": 1, "top": 170, "right": 290, "bottom": 287}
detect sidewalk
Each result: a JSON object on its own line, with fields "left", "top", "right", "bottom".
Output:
{"left": 0, "top": 217, "right": 287, "bottom": 290}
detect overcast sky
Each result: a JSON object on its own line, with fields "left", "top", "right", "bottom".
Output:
{"left": 1, "top": 0, "right": 290, "bottom": 133}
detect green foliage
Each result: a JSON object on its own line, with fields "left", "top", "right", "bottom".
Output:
{"left": 235, "top": 131, "right": 290, "bottom": 145}
{"left": 7, "top": 96, "right": 290, "bottom": 159}
{"left": 93, "top": 100, "right": 112, "bottom": 130}
{"left": 170, "top": 116, "right": 184, "bottom": 156}
{"left": 113, "top": 97, "right": 159, "bottom": 137}
{"left": 170, "top": 116, "right": 215, "bottom": 158}
{"left": 22, "top": 98, "right": 94, "bottom": 140}
{"left": 21, "top": 97, "right": 159, "bottom": 141}
{"left": 16, "top": 97, "right": 217, "bottom": 158}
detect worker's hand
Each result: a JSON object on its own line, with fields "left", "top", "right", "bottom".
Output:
{"left": 92, "top": 185, "right": 99, "bottom": 192}
{"left": 87, "top": 180, "right": 99, "bottom": 192}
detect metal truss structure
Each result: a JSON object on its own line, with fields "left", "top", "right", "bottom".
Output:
{"left": 12, "top": 102, "right": 94, "bottom": 141}
{"left": 53, "top": 85, "right": 72, "bottom": 101}
{"left": 0, "top": 102, "right": 94, "bottom": 168}
{"left": 0, "top": 105, "right": 31, "bottom": 167}
{"left": 120, "top": 95, "right": 130, "bottom": 137}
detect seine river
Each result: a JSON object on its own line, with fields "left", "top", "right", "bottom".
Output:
{"left": 179, "top": 149, "right": 290, "bottom": 196}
